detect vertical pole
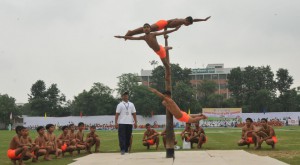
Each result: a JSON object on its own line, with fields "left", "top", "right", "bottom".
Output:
{"left": 164, "top": 34, "right": 175, "bottom": 158}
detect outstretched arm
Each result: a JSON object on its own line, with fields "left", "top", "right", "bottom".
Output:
{"left": 154, "top": 26, "right": 181, "bottom": 36}
{"left": 114, "top": 35, "right": 144, "bottom": 40}
{"left": 148, "top": 87, "right": 165, "bottom": 99}
{"left": 193, "top": 16, "right": 211, "bottom": 22}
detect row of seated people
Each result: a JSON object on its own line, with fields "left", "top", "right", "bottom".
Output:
{"left": 8, "top": 122, "right": 100, "bottom": 165}
{"left": 141, "top": 122, "right": 207, "bottom": 150}
{"left": 237, "top": 118, "right": 278, "bottom": 149}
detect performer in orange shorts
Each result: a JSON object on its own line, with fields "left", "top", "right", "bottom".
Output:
{"left": 253, "top": 118, "right": 277, "bottom": 149}
{"left": 189, "top": 123, "right": 207, "bottom": 149}
{"left": 8, "top": 126, "right": 33, "bottom": 165}
{"left": 142, "top": 123, "right": 159, "bottom": 150}
{"left": 155, "top": 45, "right": 167, "bottom": 59}
{"left": 237, "top": 118, "right": 256, "bottom": 148}
{"left": 148, "top": 87, "right": 207, "bottom": 123}
{"left": 125, "top": 16, "right": 211, "bottom": 36}
{"left": 155, "top": 20, "right": 168, "bottom": 30}
{"left": 115, "top": 24, "right": 181, "bottom": 80}
{"left": 7, "top": 149, "right": 22, "bottom": 160}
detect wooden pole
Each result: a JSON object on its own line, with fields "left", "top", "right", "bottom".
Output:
{"left": 164, "top": 34, "right": 174, "bottom": 158}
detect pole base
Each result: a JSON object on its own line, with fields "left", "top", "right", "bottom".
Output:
{"left": 166, "top": 148, "right": 174, "bottom": 158}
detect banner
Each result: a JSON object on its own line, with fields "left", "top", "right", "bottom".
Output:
{"left": 202, "top": 108, "right": 242, "bottom": 121}
{"left": 288, "top": 119, "right": 299, "bottom": 126}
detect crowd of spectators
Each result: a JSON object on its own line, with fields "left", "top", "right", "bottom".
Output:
{"left": 237, "top": 117, "right": 285, "bottom": 127}
{"left": 22, "top": 116, "right": 296, "bottom": 130}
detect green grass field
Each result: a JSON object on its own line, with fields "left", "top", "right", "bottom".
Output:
{"left": 1, "top": 126, "right": 300, "bottom": 165}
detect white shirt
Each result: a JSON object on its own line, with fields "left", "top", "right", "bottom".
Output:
{"left": 116, "top": 101, "right": 136, "bottom": 124}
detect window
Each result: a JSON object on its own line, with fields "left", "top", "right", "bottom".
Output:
{"left": 219, "top": 74, "right": 227, "bottom": 79}
{"left": 204, "top": 74, "right": 211, "bottom": 80}
{"left": 212, "top": 74, "right": 218, "bottom": 80}
{"left": 196, "top": 75, "right": 203, "bottom": 80}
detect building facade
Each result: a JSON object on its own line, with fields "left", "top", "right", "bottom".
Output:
{"left": 140, "top": 64, "right": 235, "bottom": 99}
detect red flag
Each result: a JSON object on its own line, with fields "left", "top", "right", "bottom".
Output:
{"left": 80, "top": 112, "right": 83, "bottom": 118}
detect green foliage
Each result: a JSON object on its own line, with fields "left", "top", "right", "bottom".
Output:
{"left": 151, "top": 63, "right": 191, "bottom": 92}
{"left": 0, "top": 94, "right": 19, "bottom": 127}
{"left": 116, "top": 73, "right": 140, "bottom": 97}
{"left": 228, "top": 66, "right": 298, "bottom": 112}
{"left": 130, "top": 85, "right": 160, "bottom": 116}
{"left": 196, "top": 80, "right": 217, "bottom": 107}
{"left": 172, "top": 81, "right": 197, "bottom": 111}
{"left": 227, "top": 67, "right": 244, "bottom": 106}
{"left": 27, "top": 80, "right": 69, "bottom": 116}
{"left": 207, "top": 94, "right": 224, "bottom": 108}
{"left": 71, "top": 83, "right": 118, "bottom": 116}
{"left": 276, "top": 68, "right": 294, "bottom": 95}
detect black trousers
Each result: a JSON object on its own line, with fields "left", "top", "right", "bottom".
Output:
{"left": 118, "top": 124, "right": 132, "bottom": 152}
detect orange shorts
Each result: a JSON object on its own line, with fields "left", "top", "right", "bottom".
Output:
{"left": 61, "top": 143, "right": 67, "bottom": 151}
{"left": 7, "top": 149, "right": 21, "bottom": 160}
{"left": 272, "top": 136, "right": 278, "bottom": 143}
{"left": 177, "top": 111, "right": 190, "bottom": 123}
{"left": 246, "top": 137, "right": 254, "bottom": 144}
{"left": 155, "top": 45, "right": 166, "bottom": 59}
{"left": 155, "top": 20, "right": 168, "bottom": 30}
{"left": 147, "top": 139, "right": 155, "bottom": 145}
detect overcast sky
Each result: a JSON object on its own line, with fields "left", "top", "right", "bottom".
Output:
{"left": 1, "top": 0, "right": 299, "bottom": 103}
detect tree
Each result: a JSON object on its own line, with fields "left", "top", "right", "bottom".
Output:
{"left": 256, "top": 66, "right": 276, "bottom": 92}
{"left": 46, "top": 84, "right": 67, "bottom": 116}
{"left": 207, "top": 94, "right": 224, "bottom": 108}
{"left": 227, "top": 67, "right": 244, "bottom": 106}
{"left": 276, "top": 68, "right": 293, "bottom": 95}
{"left": 130, "top": 85, "right": 160, "bottom": 117}
{"left": 277, "top": 89, "right": 299, "bottom": 112}
{"left": 196, "top": 80, "right": 217, "bottom": 107}
{"left": 172, "top": 81, "right": 198, "bottom": 112}
{"left": 28, "top": 80, "right": 48, "bottom": 116}
{"left": 27, "top": 80, "right": 68, "bottom": 116}
{"left": 151, "top": 63, "right": 191, "bottom": 92}
{"left": 227, "top": 65, "right": 277, "bottom": 110}
{"left": 247, "top": 89, "right": 274, "bottom": 113}
{"left": 116, "top": 73, "right": 140, "bottom": 97}
{"left": 71, "top": 83, "right": 118, "bottom": 116}
{"left": 0, "top": 94, "right": 19, "bottom": 128}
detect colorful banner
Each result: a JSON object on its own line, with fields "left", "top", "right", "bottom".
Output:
{"left": 202, "top": 108, "right": 242, "bottom": 121}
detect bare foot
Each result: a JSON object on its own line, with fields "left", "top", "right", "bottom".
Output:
{"left": 271, "top": 144, "right": 275, "bottom": 149}
{"left": 11, "top": 160, "right": 17, "bottom": 165}
{"left": 18, "top": 161, "right": 25, "bottom": 165}
{"left": 255, "top": 146, "right": 261, "bottom": 150}
{"left": 197, "top": 144, "right": 202, "bottom": 149}
{"left": 165, "top": 46, "right": 172, "bottom": 51}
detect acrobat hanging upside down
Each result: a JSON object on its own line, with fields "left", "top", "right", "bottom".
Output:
{"left": 148, "top": 87, "right": 207, "bottom": 123}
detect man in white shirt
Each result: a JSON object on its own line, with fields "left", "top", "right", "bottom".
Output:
{"left": 115, "top": 91, "right": 137, "bottom": 155}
